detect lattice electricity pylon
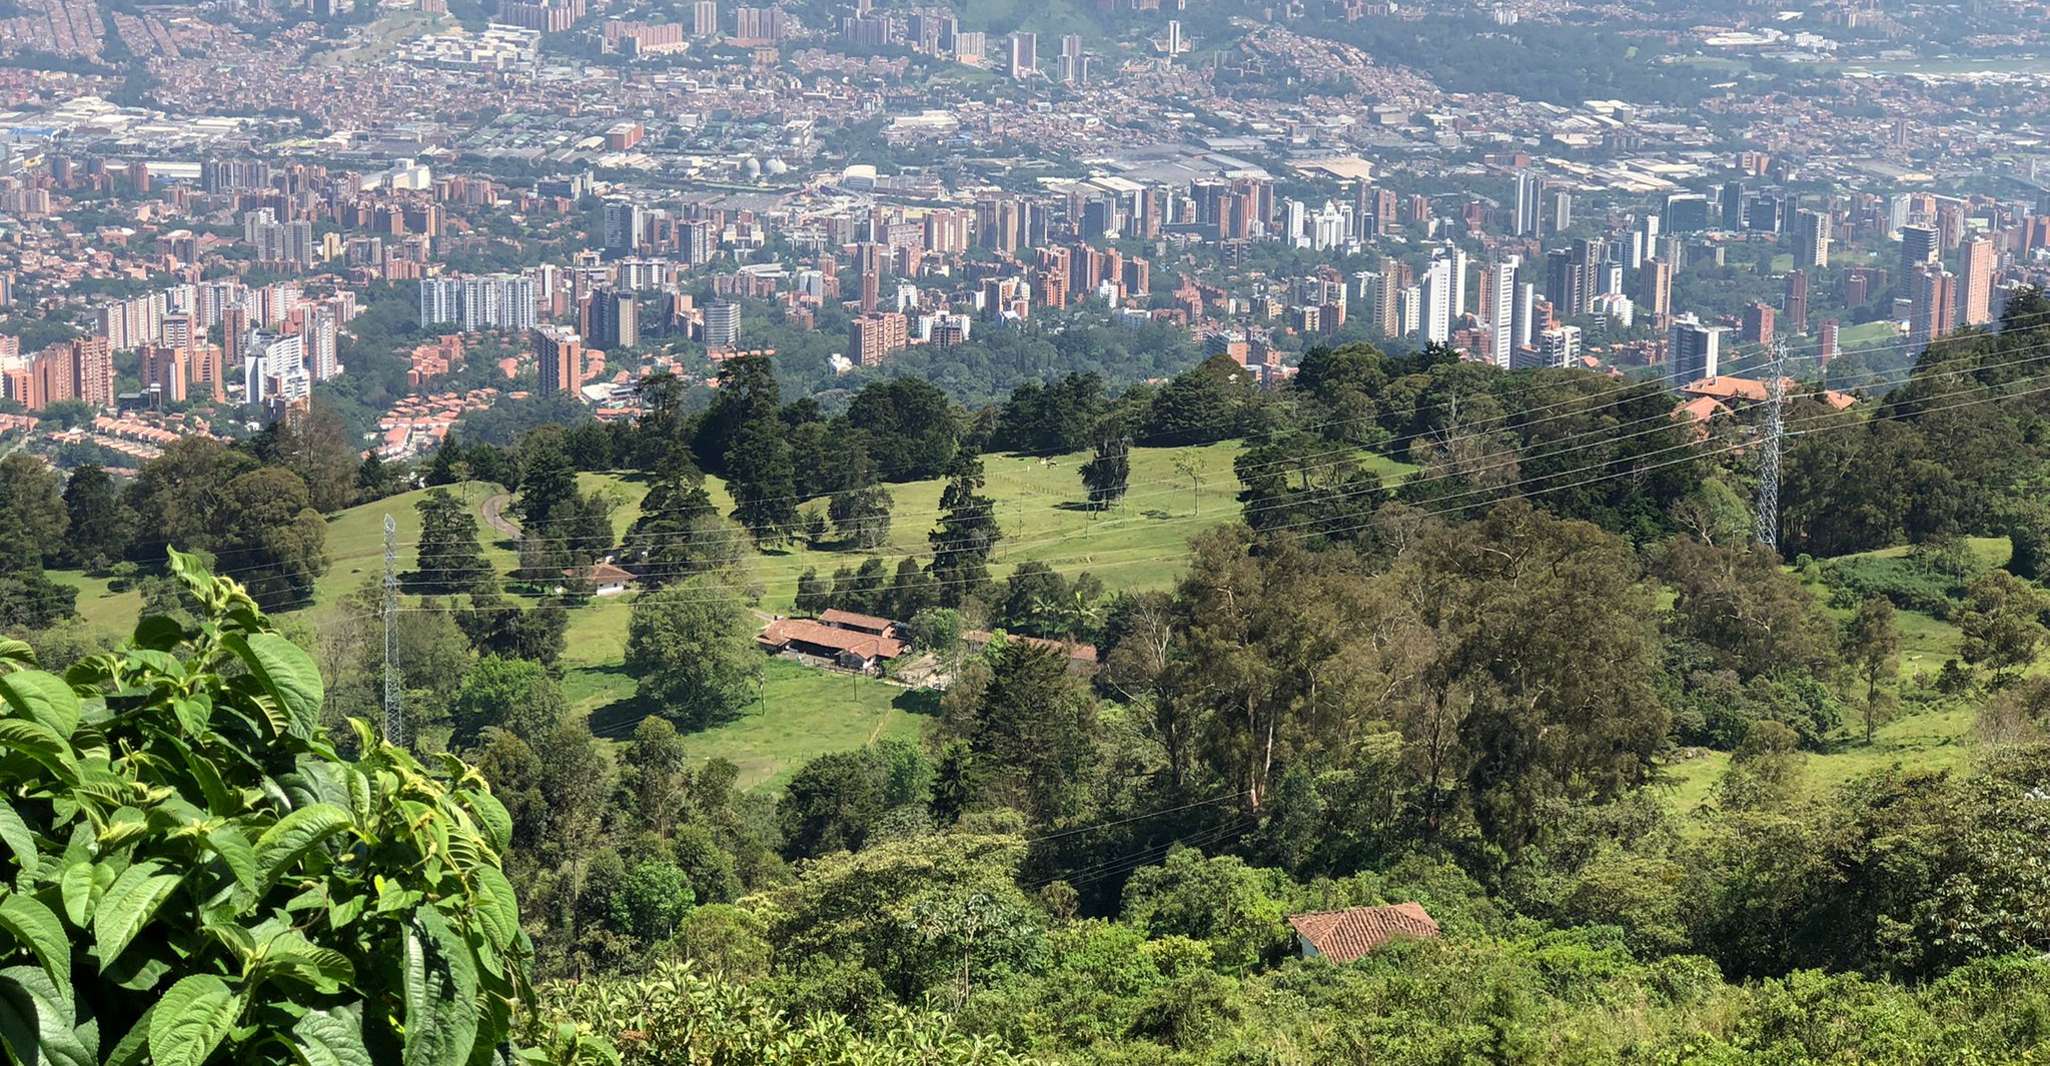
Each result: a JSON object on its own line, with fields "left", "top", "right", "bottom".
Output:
{"left": 1754, "top": 337, "right": 1790, "bottom": 554}
{"left": 382, "top": 513, "right": 404, "bottom": 748}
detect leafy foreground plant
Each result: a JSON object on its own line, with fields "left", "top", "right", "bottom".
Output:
{"left": 0, "top": 549, "right": 607, "bottom": 1066}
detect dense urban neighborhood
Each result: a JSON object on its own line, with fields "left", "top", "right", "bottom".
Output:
{"left": 9, "top": 0, "right": 2050, "bottom": 1061}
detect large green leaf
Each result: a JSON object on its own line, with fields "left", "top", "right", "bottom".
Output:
{"left": 0, "top": 803, "right": 37, "bottom": 879}
{"left": 0, "top": 721, "right": 75, "bottom": 784}
{"left": 171, "top": 695, "right": 212, "bottom": 738}
{"left": 0, "top": 896, "right": 68, "bottom": 991}
{"left": 147, "top": 974, "right": 238, "bottom": 1066}
{"left": 91, "top": 862, "right": 182, "bottom": 972}
{"left": 459, "top": 791, "right": 512, "bottom": 856}
{"left": 253, "top": 804, "right": 353, "bottom": 890}
{"left": 469, "top": 867, "right": 520, "bottom": 954}
{"left": 0, "top": 639, "right": 35, "bottom": 670}
{"left": 0, "top": 673, "right": 79, "bottom": 740}
{"left": 0, "top": 965, "right": 91, "bottom": 1066}
{"left": 292, "top": 1004, "right": 373, "bottom": 1066}
{"left": 250, "top": 931, "right": 353, "bottom": 995}
{"left": 221, "top": 633, "right": 323, "bottom": 740}
{"left": 57, "top": 863, "right": 110, "bottom": 930}
{"left": 130, "top": 615, "right": 185, "bottom": 652}
{"left": 403, "top": 909, "right": 480, "bottom": 1066}
{"left": 203, "top": 827, "right": 257, "bottom": 893}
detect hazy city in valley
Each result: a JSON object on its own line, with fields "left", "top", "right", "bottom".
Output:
{"left": 8, "top": 0, "right": 2050, "bottom": 1060}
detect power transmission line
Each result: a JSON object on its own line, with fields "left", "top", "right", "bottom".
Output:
{"left": 1755, "top": 335, "right": 1789, "bottom": 554}
{"left": 383, "top": 513, "right": 404, "bottom": 749}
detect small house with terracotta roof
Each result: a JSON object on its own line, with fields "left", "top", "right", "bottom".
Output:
{"left": 1287, "top": 903, "right": 1440, "bottom": 963}
{"left": 563, "top": 561, "right": 638, "bottom": 596}
{"left": 758, "top": 617, "right": 906, "bottom": 674}
{"left": 962, "top": 629, "right": 1100, "bottom": 675}
{"left": 818, "top": 608, "right": 899, "bottom": 638}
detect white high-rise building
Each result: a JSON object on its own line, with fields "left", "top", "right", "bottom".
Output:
{"left": 1446, "top": 246, "right": 1470, "bottom": 321}
{"left": 308, "top": 305, "right": 341, "bottom": 382}
{"left": 1398, "top": 284, "right": 1423, "bottom": 336}
{"left": 1311, "top": 202, "right": 1348, "bottom": 251}
{"left": 244, "top": 332, "right": 309, "bottom": 407}
{"left": 703, "top": 300, "right": 741, "bottom": 347}
{"left": 1668, "top": 313, "right": 1723, "bottom": 388}
{"left": 1514, "top": 171, "right": 1543, "bottom": 237}
{"left": 1486, "top": 260, "right": 1516, "bottom": 368}
{"left": 1535, "top": 324, "right": 1582, "bottom": 369}
{"left": 1512, "top": 279, "right": 1535, "bottom": 352}
{"left": 1421, "top": 255, "right": 1455, "bottom": 344}
{"left": 419, "top": 274, "right": 539, "bottom": 331}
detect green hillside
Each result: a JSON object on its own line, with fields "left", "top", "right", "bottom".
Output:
{"left": 1659, "top": 536, "right": 2011, "bottom": 821}
{"left": 50, "top": 444, "right": 1369, "bottom": 789}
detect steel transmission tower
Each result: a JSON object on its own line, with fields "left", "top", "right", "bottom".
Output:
{"left": 382, "top": 514, "right": 404, "bottom": 747}
{"left": 1754, "top": 337, "right": 1789, "bottom": 554}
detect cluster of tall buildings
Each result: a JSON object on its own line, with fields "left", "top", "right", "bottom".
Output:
{"left": 0, "top": 337, "right": 114, "bottom": 412}
{"left": 419, "top": 273, "right": 541, "bottom": 331}
{"left": 600, "top": 200, "right": 717, "bottom": 264}
{"left": 243, "top": 209, "right": 317, "bottom": 269}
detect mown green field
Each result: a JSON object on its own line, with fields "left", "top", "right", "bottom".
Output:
{"left": 47, "top": 570, "right": 142, "bottom": 637}
{"left": 582, "top": 442, "right": 1413, "bottom": 613}
{"left": 568, "top": 656, "right": 933, "bottom": 792}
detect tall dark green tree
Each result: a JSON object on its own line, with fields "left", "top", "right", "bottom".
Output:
{"left": 725, "top": 421, "right": 801, "bottom": 547}
{"left": 830, "top": 479, "right": 894, "bottom": 549}
{"left": 929, "top": 454, "right": 1002, "bottom": 607}
{"left": 514, "top": 428, "right": 580, "bottom": 534}
{"left": 846, "top": 378, "right": 961, "bottom": 481}
{"left": 626, "top": 577, "right": 762, "bottom": 729}
{"left": 1079, "top": 433, "right": 1132, "bottom": 512}
{"left": 0, "top": 508, "right": 76, "bottom": 629}
{"left": 425, "top": 430, "right": 469, "bottom": 486}
{"left": 621, "top": 452, "right": 721, "bottom": 586}
{"left": 0, "top": 452, "right": 68, "bottom": 565}
{"left": 409, "top": 487, "right": 496, "bottom": 596}
{"left": 59, "top": 463, "right": 133, "bottom": 568}
{"left": 694, "top": 356, "right": 781, "bottom": 472}
{"left": 950, "top": 641, "right": 1100, "bottom": 824}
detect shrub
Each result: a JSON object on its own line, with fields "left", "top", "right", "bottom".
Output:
{"left": 0, "top": 549, "right": 558, "bottom": 1066}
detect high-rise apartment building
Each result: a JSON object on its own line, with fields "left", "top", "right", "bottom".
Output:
{"left": 1637, "top": 256, "right": 1673, "bottom": 329}
{"left": 1058, "top": 33, "right": 1083, "bottom": 83}
{"left": 1421, "top": 255, "right": 1455, "bottom": 344}
{"left": 1794, "top": 209, "right": 1830, "bottom": 269}
{"left": 1008, "top": 32, "right": 1036, "bottom": 79}
{"left": 1900, "top": 224, "right": 1940, "bottom": 276}
{"left": 1784, "top": 270, "right": 1809, "bottom": 336}
{"left": 602, "top": 201, "right": 644, "bottom": 256}
{"left": 1668, "top": 314, "right": 1723, "bottom": 388}
{"left": 1909, "top": 266, "right": 1958, "bottom": 351}
{"left": 1960, "top": 236, "right": 1996, "bottom": 327}
{"left": 1485, "top": 260, "right": 1516, "bottom": 368}
{"left": 1513, "top": 171, "right": 1542, "bottom": 238}
{"left": 532, "top": 324, "right": 582, "bottom": 397}
{"left": 419, "top": 274, "right": 540, "bottom": 331}
{"left": 849, "top": 312, "right": 908, "bottom": 366}
{"left": 585, "top": 290, "right": 638, "bottom": 350}
{"left": 1742, "top": 301, "right": 1775, "bottom": 346}
{"left": 703, "top": 300, "right": 741, "bottom": 347}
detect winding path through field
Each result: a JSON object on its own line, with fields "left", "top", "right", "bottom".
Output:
{"left": 480, "top": 492, "right": 521, "bottom": 539}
